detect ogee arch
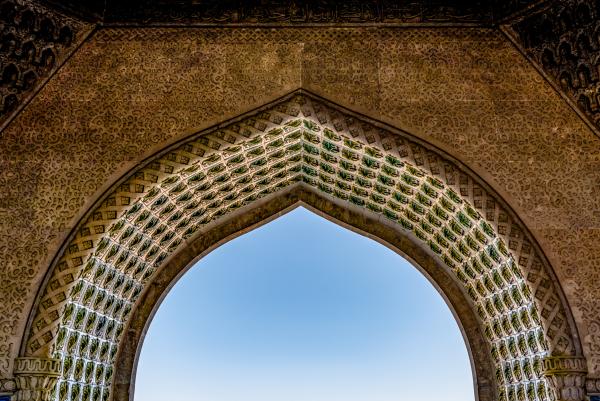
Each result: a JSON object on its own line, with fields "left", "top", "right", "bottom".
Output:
{"left": 20, "top": 91, "right": 583, "bottom": 401}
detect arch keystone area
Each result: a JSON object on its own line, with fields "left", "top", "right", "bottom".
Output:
{"left": 20, "top": 90, "right": 584, "bottom": 401}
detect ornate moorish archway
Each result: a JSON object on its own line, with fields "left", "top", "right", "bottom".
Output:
{"left": 117, "top": 186, "right": 498, "bottom": 401}
{"left": 17, "top": 91, "right": 584, "bottom": 401}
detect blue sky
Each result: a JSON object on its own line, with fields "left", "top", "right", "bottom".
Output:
{"left": 134, "top": 207, "right": 474, "bottom": 401}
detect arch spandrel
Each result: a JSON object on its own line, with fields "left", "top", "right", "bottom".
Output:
{"left": 22, "top": 91, "right": 582, "bottom": 401}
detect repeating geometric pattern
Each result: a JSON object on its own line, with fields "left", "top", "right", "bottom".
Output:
{"left": 510, "top": 0, "right": 600, "bottom": 134}
{"left": 0, "top": 0, "right": 89, "bottom": 128}
{"left": 23, "top": 93, "right": 578, "bottom": 401}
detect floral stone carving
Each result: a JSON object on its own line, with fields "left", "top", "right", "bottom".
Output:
{"left": 19, "top": 91, "right": 583, "bottom": 401}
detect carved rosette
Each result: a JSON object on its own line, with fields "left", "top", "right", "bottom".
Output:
{"left": 543, "top": 356, "right": 587, "bottom": 401}
{"left": 13, "top": 358, "right": 61, "bottom": 401}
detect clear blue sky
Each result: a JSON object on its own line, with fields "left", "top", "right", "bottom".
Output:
{"left": 134, "top": 207, "right": 474, "bottom": 401}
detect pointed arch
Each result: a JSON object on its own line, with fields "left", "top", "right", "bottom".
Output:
{"left": 22, "top": 91, "right": 582, "bottom": 401}
{"left": 113, "top": 186, "right": 497, "bottom": 401}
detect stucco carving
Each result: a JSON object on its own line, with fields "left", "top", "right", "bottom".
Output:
{"left": 509, "top": 0, "right": 600, "bottom": 135}
{"left": 13, "top": 358, "right": 61, "bottom": 401}
{"left": 586, "top": 376, "right": 600, "bottom": 394}
{"left": 0, "top": 0, "right": 91, "bottom": 130}
{"left": 543, "top": 356, "right": 588, "bottom": 401}
{"left": 35, "top": 0, "right": 539, "bottom": 25}
{"left": 0, "top": 378, "right": 16, "bottom": 393}
{"left": 0, "top": 26, "right": 598, "bottom": 398}
{"left": 21, "top": 92, "right": 577, "bottom": 401}
{"left": 105, "top": 0, "right": 493, "bottom": 24}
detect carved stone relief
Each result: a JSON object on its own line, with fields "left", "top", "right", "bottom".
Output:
{"left": 0, "top": 378, "right": 16, "bottom": 394}
{"left": 33, "top": 0, "right": 540, "bottom": 26}
{"left": 21, "top": 92, "right": 577, "bottom": 401}
{"left": 509, "top": 0, "right": 600, "bottom": 134}
{"left": 0, "top": 0, "right": 91, "bottom": 130}
{"left": 0, "top": 26, "right": 598, "bottom": 399}
{"left": 543, "top": 356, "right": 588, "bottom": 401}
{"left": 13, "top": 358, "right": 61, "bottom": 401}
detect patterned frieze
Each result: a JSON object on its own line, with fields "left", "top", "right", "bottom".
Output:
{"left": 33, "top": 0, "right": 547, "bottom": 26}
{"left": 102, "top": 0, "right": 492, "bottom": 25}
{"left": 13, "top": 358, "right": 60, "bottom": 401}
{"left": 543, "top": 356, "right": 587, "bottom": 401}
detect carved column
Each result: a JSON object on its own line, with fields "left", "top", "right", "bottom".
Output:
{"left": 543, "top": 356, "right": 587, "bottom": 401}
{"left": 13, "top": 358, "right": 61, "bottom": 401}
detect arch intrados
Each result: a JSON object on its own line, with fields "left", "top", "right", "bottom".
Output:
{"left": 113, "top": 184, "right": 496, "bottom": 401}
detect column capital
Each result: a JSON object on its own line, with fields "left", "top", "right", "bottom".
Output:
{"left": 13, "top": 358, "right": 61, "bottom": 401}
{"left": 586, "top": 377, "right": 600, "bottom": 395}
{"left": 543, "top": 356, "right": 587, "bottom": 401}
{"left": 0, "top": 378, "right": 16, "bottom": 395}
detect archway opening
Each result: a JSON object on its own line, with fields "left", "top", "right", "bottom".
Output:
{"left": 134, "top": 207, "right": 475, "bottom": 401}
{"left": 23, "top": 92, "right": 578, "bottom": 401}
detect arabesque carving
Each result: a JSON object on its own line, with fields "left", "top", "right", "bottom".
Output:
{"left": 510, "top": 0, "right": 600, "bottom": 134}
{"left": 0, "top": 0, "right": 90, "bottom": 129}
{"left": 586, "top": 377, "right": 600, "bottom": 394}
{"left": 0, "top": 378, "right": 16, "bottom": 394}
{"left": 22, "top": 92, "right": 580, "bottom": 401}
{"left": 0, "top": 23, "right": 598, "bottom": 401}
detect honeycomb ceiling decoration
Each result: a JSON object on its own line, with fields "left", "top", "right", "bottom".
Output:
{"left": 25, "top": 92, "right": 575, "bottom": 401}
